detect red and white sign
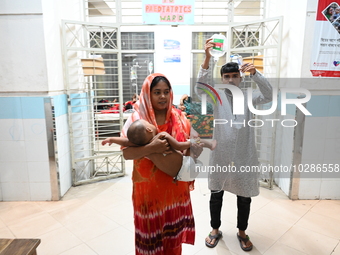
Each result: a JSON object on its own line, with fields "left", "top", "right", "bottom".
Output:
{"left": 310, "top": 0, "right": 340, "bottom": 77}
{"left": 142, "top": 0, "right": 195, "bottom": 25}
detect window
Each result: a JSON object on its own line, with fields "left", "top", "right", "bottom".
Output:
{"left": 87, "top": 32, "right": 154, "bottom": 107}
{"left": 121, "top": 32, "right": 154, "bottom": 50}
{"left": 121, "top": 32, "right": 154, "bottom": 103}
{"left": 122, "top": 53, "right": 154, "bottom": 102}
{"left": 191, "top": 32, "right": 227, "bottom": 101}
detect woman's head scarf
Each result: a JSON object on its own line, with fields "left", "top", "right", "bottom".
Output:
{"left": 121, "top": 73, "right": 190, "bottom": 142}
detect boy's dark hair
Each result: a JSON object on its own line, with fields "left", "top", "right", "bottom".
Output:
{"left": 220, "top": 62, "right": 240, "bottom": 76}
{"left": 127, "top": 120, "right": 149, "bottom": 146}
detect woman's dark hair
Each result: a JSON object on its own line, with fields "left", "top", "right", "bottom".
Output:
{"left": 150, "top": 76, "right": 171, "bottom": 91}
{"left": 325, "top": 6, "right": 335, "bottom": 15}
{"left": 220, "top": 62, "right": 240, "bottom": 76}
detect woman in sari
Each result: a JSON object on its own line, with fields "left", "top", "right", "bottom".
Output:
{"left": 121, "top": 73, "right": 197, "bottom": 255}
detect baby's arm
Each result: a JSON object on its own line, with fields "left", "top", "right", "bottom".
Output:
{"left": 156, "top": 132, "right": 191, "bottom": 151}
{"left": 102, "top": 137, "right": 136, "bottom": 147}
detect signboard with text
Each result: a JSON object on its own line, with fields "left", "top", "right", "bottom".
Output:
{"left": 142, "top": 0, "right": 195, "bottom": 25}
{"left": 310, "top": 0, "right": 340, "bottom": 77}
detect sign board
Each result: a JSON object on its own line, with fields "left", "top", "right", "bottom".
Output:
{"left": 310, "top": 0, "right": 340, "bottom": 77}
{"left": 142, "top": 0, "right": 195, "bottom": 25}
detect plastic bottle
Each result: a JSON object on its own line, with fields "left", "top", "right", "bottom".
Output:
{"left": 209, "top": 33, "right": 227, "bottom": 62}
{"left": 230, "top": 54, "right": 243, "bottom": 67}
{"left": 230, "top": 54, "right": 244, "bottom": 76}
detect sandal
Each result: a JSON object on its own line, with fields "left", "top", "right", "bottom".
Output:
{"left": 237, "top": 233, "right": 253, "bottom": 251}
{"left": 205, "top": 230, "right": 222, "bottom": 248}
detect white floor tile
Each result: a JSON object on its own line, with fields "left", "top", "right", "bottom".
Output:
{"left": 59, "top": 244, "right": 98, "bottom": 255}
{"left": 295, "top": 211, "right": 340, "bottom": 239}
{"left": 36, "top": 227, "right": 83, "bottom": 255}
{"left": 8, "top": 212, "right": 63, "bottom": 238}
{"left": 0, "top": 226, "right": 15, "bottom": 238}
{"left": 86, "top": 226, "right": 134, "bottom": 255}
{"left": 0, "top": 202, "right": 44, "bottom": 225}
{"left": 277, "top": 225, "right": 338, "bottom": 255}
{"left": 1, "top": 165, "right": 339, "bottom": 255}
{"left": 264, "top": 242, "right": 307, "bottom": 255}
{"left": 332, "top": 242, "right": 340, "bottom": 255}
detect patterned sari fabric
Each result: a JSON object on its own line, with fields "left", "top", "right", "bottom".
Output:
{"left": 121, "top": 73, "right": 195, "bottom": 255}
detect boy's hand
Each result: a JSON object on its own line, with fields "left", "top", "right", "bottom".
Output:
{"left": 240, "top": 63, "right": 256, "bottom": 75}
{"left": 205, "top": 38, "right": 215, "bottom": 58}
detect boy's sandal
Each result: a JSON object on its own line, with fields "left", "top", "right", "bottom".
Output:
{"left": 237, "top": 233, "right": 253, "bottom": 251}
{"left": 205, "top": 231, "right": 222, "bottom": 248}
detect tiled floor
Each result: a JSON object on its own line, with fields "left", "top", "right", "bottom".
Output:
{"left": 0, "top": 159, "right": 340, "bottom": 255}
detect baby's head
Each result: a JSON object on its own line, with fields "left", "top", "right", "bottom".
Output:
{"left": 127, "top": 119, "right": 157, "bottom": 146}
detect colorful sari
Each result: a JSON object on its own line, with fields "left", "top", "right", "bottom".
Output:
{"left": 121, "top": 73, "right": 195, "bottom": 255}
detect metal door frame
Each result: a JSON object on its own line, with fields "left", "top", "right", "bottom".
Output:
{"left": 62, "top": 20, "right": 125, "bottom": 186}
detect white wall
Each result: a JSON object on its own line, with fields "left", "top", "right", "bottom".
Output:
{"left": 265, "top": 0, "right": 309, "bottom": 78}
{"left": 0, "top": 0, "right": 84, "bottom": 93}
{"left": 0, "top": 0, "right": 42, "bottom": 14}
{"left": 267, "top": 0, "right": 340, "bottom": 199}
{"left": 0, "top": 0, "right": 84, "bottom": 201}
{"left": 121, "top": 25, "right": 227, "bottom": 104}
{"left": 121, "top": 25, "right": 193, "bottom": 105}
{"left": 41, "top": 0, "right": 84, "bottom": 92}
{"left": 0, "top": 0, "right": 48, "bottom": 92}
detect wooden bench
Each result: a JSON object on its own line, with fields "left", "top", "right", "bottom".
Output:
{"left": 0, "top": 239, "right": 41, "bottom": 255}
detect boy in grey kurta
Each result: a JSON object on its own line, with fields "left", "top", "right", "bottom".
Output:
{"left": 195, "top": 39, "right": 273, "bottom": 251}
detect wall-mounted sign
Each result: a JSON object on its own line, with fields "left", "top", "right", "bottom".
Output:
{"left": 310, "top": 0, "right": 340, "bottom": 77}
{"left": 142, "top": 0, "right": 195, "bottom": 25}
{"left": 164, "top": 39, "right": 181, "bottom": 62}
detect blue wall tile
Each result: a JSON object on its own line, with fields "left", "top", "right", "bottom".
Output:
{"left": 21, "top": 97, "right": 45, "bottom": 119}
{"left": 306, "top": 95, "right": 330, "bottom": 117}
{"left": 0, "top": 97, "right": 23, "bottom": 119}
{"left": 329, "top": 96, "right": 340, "bottom": 117}
{"left": 53, "top": 94, "right": 68, "bottom": 117}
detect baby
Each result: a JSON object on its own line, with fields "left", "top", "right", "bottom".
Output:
{"left": 102, "top": 119, "right": 216, "bottom": 181}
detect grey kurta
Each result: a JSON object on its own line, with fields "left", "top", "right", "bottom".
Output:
{"left": 196, "top": 67, "right": 273, "bottom": 197}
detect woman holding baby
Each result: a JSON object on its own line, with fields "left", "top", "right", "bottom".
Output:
{"left": 121, "top": 73, "right": 202, "bottom": 255}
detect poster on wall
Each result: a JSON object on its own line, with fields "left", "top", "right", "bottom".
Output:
{"left": 310, "top": 0, "right": 340, "bottom": 77}
{"left": 163, "top": 39, "right": 181, "bottom": 63}
{"left": 142, "top": 0, "right": 195, "bottom": 25}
